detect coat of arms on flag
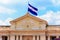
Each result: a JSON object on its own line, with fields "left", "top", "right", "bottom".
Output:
{"left": 28, "top": 4, "right": 38, "bottom": 16}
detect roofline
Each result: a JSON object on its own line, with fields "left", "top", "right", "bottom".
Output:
{"left": 0, "top": 25, "right": 10, "bottom": 27}
{"left": 10, "top": 13, "right": 48, "bottom": 25}
{"left": 48, "top": 25, "right": 60, "bottom": 26}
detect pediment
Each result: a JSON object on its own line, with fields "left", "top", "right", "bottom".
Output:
{"left": 10, "top": 13, "right": 47, "bottom": 24}
{"left": 10, "top": 13, "right": 48, "bottom": 30}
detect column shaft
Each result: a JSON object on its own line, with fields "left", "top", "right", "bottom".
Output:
{"left": 16, "top": 36, "right": 18, "bottom": 40}
{"left": 56, "top": 36, "right": 59, "bottom": 38}
{"left": 20, "top": 35, "right": 22, "bottom": 40}
{"left": 0, "top": 36, "right": 2, "bottom": 40}
{"left": 8, "top": 36, "right": 9, "bottom": 40}
{"left": 33, "top": 35, "right": 35, "bottom": 40}
{"left": 10, "top": 35, "right": 15, "bottom": 40}
{"left": 37, "top": 35, "right": 39, "bottom": 40}
{"left": 48, "top": 36, "right": 50, "bottom": 40}
{"left": 40, "top": 36, "right": 46, "bottom": 40}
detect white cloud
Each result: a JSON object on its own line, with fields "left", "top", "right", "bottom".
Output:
{"left": 0, "top": 0, "right": 28, "bottom": 5}
{"left": 0, "top": 6, "right": 16, "bottom": 14}
{"left": 51, "top": 0, "right": 60, "bottom": 6}
{"left": 0, "top": 18, "right": 13, "bottom": 25}
{"left": 36, "top": 11, "right": 60, "bottom": 25}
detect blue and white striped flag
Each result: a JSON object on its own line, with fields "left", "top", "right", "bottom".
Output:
{"left": 28, "top": 4, "right": 38, "bottom": 16}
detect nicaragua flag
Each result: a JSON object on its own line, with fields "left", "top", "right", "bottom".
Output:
{"left": 28, "top": 4, "right": 38, "bottom": 16}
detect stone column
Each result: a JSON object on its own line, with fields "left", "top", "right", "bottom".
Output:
{"left": 16, "top": 36, "right": 18, "bottom": 40}
{"left": 33, "top": 35, "right": 35, "bottom": 40}
{"left": 37, "top": 35, "right": 39, "bottom": 40}
{"left": 40, "top": 35, "right": 46, "bottom": 40}
{"left": 10, "top": 35, "right": 15, "bottom": 40}
{"left": 0, "top": 36, "right": 2, "bottom": 40}
{"left": 48, "top": 36, "right": 50, "bottom": 40}
{"left": 20, "top": 35, "right": 22, "bottom": 40}
{"left": 56, "top": 36, "right": 59, "bottom": 38}
{"left": 8, "top": 36, "right": 10, "bottom": 40}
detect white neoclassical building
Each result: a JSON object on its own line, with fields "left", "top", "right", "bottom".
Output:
{"left": 0, "top": 13, "right": 60, "bottom": 40}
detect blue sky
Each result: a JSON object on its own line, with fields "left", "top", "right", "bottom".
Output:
{"left": 0, "top": 0, "right": 60, "bottom": 25}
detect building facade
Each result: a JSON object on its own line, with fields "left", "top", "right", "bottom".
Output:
{"left": 0, "top": 13, "right": 60, "bottom": 40}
